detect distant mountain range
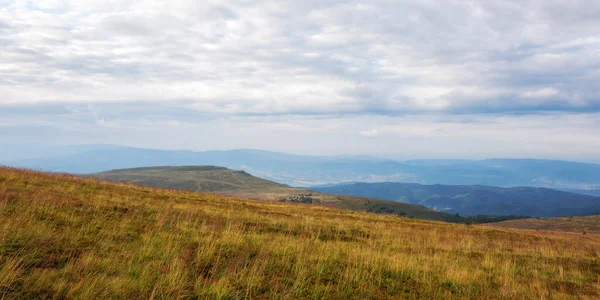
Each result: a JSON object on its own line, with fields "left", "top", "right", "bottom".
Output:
{"left": 311, "top": 182, "right": 600, "bottom": 218}
{"left": 3, "top": 144, "right": 600, "bottom": 190}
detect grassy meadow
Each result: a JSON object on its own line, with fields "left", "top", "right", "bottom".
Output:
{"left": 487, "top": 215, "right": 600, "bottom": 234}
{"left": 0, "top": 167, "right": 599, "bottom": 299}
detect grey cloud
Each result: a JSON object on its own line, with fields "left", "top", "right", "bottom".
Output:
{"left": 1, "top": 0, "right": 600, "bottom": 115}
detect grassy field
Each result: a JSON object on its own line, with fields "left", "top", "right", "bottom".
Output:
{"left": 487, "top": 215, "right": 600, "bottom": 234}
{"left": 1, "top": 167, "right": 599, "bottom": 299}
{"left": 91, "top": 166, "right": 523, "bottom": 223}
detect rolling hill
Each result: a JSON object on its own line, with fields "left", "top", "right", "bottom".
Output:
{"left": 92, "top": 166, "right": 299, "bottom": 200}
{"left": 486, "top": 215, "right": 600, "bottom": 234}
{"left": 90, "top": 166, "right": 514, "bottom": 223}
{"left": 312, "top": 182, "right": 600, "bottom": 217}
{"left": 5, "top": 144, "right": 600, "bottom": 189}
{"left": 1, "top": 167, "right": 598, "bottom": 298}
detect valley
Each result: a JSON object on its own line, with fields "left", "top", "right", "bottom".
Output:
{"left": 312, "top": 182, "right": 600, "bottom": 218}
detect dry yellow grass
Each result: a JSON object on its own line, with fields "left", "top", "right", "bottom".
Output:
{"left": 485, "top": 216, "right": 600, "bottom": 234}
{"left": 1, "top": 167, "right": 599, "bottom": 299}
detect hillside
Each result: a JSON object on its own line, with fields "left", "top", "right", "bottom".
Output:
{"left": 487, "top": 215, "right": 600, "bottom": 234}
{"left": 6, "top": 144, "right": 600, "bottom": 189}
{"left": 92, "top": 166, "right": 299, "bottom": 200}
{"left": 1, "top": 167, "right": 599, "bottom": 299}
{"left": 90, "top": 166, "right": 496, "bottom": 223}
{"left": 312, "top": 182, "right": 600, "bottom": 217}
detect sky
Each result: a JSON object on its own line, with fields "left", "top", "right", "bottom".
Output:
{"left": 1, "top": 0, "right": 600, "bottom": 160}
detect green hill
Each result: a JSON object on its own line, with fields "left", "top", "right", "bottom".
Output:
{"left": 1, "top": 167, "right": 599, "bottom": 298}
{"left": 91, "top": 166, "right": 517, "bottom": 223}
{"left": 93, "top": 166, "right": 298, "bottom": 200}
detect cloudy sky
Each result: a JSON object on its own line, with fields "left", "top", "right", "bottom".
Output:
{"left": 1, "top": 0, "right": 600, "bottom": 160}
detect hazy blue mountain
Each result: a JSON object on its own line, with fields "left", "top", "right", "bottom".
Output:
{"left": 311, "top": 182, "right": 600, "bottom": 217}
{"left": 4, "top": 144, "right": 600, "bottom": 190}
{"left": 4, "top": 146, "right": 412, "bottom": 185}
{"left": 399, "top": 159, "right": 600, "bottom": 189}
{"left": 0, "top": 143, "right": 123, "bottom": 162}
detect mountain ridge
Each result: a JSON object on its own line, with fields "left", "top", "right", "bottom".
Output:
{"left": 5, "top": 144, "right": 600, "bottom": 189}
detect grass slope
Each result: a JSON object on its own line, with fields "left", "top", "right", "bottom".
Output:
{"left": 1, "top": 167, "right": 599, "bottom": 299}
{"left": 91, "top": 166, "right": 484, "bottom": 223}
{"left": 312, "top": 182, "right": 600, "bottom": 217}
{"left": 93, "top": 166, "right": 298, "bottom": 200}
{"left": 487, "top": 215, "right": 600, "bottom": 234}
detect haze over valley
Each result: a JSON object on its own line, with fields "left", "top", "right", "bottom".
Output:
{"left": 4, "top": 144, "right": 600, "bottom": 190}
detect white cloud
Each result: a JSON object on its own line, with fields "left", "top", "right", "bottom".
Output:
{"left": 0, "top": 0, "right": 599, "bottom": 114}
{"left": 1, "top": 0, "right": 600, "bottom": 159}
{"left": 522, "top": 87, "right": 559, "bottom": 99}
{"left": 358, "top": 129, "right": 379, "bottom": 137}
